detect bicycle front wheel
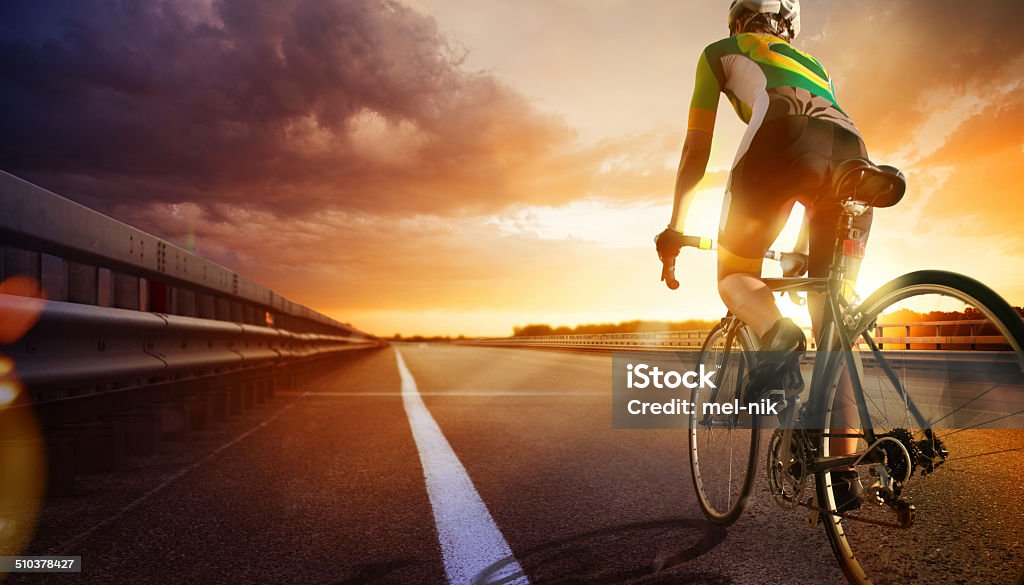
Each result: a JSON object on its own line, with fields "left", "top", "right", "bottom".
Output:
{"left": 688, "top": 321, "right": 760, "bottom": 526}
{"left": 816, "top": 270, "right": 1024, "bottom": 585}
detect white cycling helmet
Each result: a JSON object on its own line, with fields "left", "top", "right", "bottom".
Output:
{"left": 728, "top": 0, "right": 801, "bottom": 40}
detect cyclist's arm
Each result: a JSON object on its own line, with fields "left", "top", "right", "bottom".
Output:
{"left": 668, "top": 131, "right": 713, "bottom": 231}
{"left": 668, "top": 50, "right": 720, "bottom": 232}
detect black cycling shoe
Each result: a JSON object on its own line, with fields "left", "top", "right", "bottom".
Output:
{"left": 744, "top": 318, "right": 806, "bottom": 404}
{"left": 830, "top": 469, "right": 864, "bottom": 514}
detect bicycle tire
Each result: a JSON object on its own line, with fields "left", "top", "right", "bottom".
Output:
{"left": 689, "top": 321, "right": 760, "bottom": 526}
{"left": 814, "top": 270, "right": 1024, "bottom": 585}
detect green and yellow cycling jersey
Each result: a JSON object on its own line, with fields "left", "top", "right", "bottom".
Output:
{"left": 688, "top": 33, "right": 857, "bottom": 144}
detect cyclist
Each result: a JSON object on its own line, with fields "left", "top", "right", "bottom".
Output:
{"left": 655, "top": 0, "right": 867, "bottom": 511}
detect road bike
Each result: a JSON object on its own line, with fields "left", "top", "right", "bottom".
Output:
{"left": 661, "top": 160, "right": 1024, "bottom": 584}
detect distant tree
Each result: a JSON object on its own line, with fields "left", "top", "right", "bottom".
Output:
{"left": 514, "top": 324, "right": 556, "bottom": 337}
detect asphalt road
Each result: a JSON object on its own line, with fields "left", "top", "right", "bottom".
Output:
{"left": 5, "top": 344, "right": 1023, "bottom": 584}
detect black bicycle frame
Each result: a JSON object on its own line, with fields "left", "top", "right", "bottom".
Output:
{"left": 749, "top": 204, "right": 934, "bottom": 474}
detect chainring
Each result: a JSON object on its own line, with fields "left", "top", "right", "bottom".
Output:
{"left": 767, "top": 429, "right": 808, "bottom": 509}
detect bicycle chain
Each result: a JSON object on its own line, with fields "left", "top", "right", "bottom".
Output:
{"left": 798, "top": 497, "right": 915, "bottom": 530}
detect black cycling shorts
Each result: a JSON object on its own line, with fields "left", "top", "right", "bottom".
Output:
{"left": 719, "top": 114, "right": 873, "bottom": 278}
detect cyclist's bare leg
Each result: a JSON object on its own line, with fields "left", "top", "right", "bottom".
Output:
{"left": 715, "top": 205, "right": 859, "bottom": 458}
{"left": 718, "top": 275, "right": 782, "bottom": 337}
{"left": 716, "top": 201, "right": 793, "bottom": 337}
{"left": 809, "top": 289, "right": 859, "bottom": 461}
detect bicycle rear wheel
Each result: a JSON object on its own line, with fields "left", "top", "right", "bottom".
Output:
{"left": 815, "top": 270, "right": 1024, "bottom": 584}
{"left": 688, "top": 321, "right": 759, "bottom": 525}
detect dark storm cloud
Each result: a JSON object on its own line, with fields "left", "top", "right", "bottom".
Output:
{"left": 0, "top": 0, "right": 578, "bottom": 216}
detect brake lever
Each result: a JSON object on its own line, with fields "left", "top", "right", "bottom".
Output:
{"left": 661, "top": 255, "right": 679, "bottom": 290}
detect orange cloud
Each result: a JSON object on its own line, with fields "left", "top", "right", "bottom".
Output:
{"left": 3, "top": 1, "right": 1023, "bottom": 336}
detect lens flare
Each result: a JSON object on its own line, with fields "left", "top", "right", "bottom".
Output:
{"left": 0, "top": 279, "right": 46, "bottom": 562}
{"left": 0, "top": 276, "right": 46, "bottom": 344}
{"left": 0, "top": 381, "right": 17, "bottom": 407}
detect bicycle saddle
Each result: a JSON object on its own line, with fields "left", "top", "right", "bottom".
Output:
{"left": 831, "top": 158, "right": 906, "bottom": 208}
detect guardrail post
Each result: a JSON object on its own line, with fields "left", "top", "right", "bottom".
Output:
{"left": 67, "top": 261, "right": 98, "bottom": 305}
{"left": 157, "top": 402, "right": 190, "bottom": 441}
{"left": 208, "top": 389, "right": 229, "bottom": 423}
{"left": 254, "top": 375, "right": 270, "bottom": 404}
{"left": 149, "top": 281, "right": 169, "bottom": 313}
{"left": 106, "top": 410, "right": 162, "bottom": 456}
{"left": 227, "top": 384, "right": 244, "bottom": 415}
{"left": 50, "top": 421, "right": 127, "bottom": 474}
{"left": 197, "top": 293, "right": 216, "bottom": 319}
{"left": 264, "top": 374, "right": 275, "bottom": 400}
{"left": 4, "top": 248, "right": 40, "bottom": 280}
{"left": 230, "top": 301, "right": 244, "bottom": 323}
{"left": 271, "top": 367, "right": 285, "bottom": 394}
{"left": 242, "top": 381, "right": 257, "bottom": 409}
{"left": 173, "top": 288, "right": 197, "bottom": 317}
{"left": 186, "top": 394, "right": 212, "bottom": 431}
{"left": 215, "top": 297, "right": 231, "bottom": 320}
{"left": 112, "top": 272, "right": 141, "bottom": 310}
{"left": 40, "top": 254, "right": 67, "bottom": 301}
{"left": 97, "top": 267, "right": 112, "bottom": 307}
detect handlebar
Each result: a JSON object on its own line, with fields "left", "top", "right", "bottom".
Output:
{"left": 661, "top": 236, "right": 807, "bottom": 305}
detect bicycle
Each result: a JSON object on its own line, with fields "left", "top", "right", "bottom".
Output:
{"left": 661, "top": 159, "right": 1024, "bottom": 584}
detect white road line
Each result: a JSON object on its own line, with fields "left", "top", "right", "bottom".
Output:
{"left": 46, "top": 393, "right": 308, "bottom": 556}
{"left": 395, "top": 348, "right": 531, "bottom": 585}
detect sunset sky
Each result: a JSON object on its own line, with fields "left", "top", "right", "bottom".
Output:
{"left": 2, "top": 0, "right": 1023, "bottom": 336}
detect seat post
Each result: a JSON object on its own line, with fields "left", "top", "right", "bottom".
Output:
{"left": 826, "top": 201, "right": 869, "bottom": 297}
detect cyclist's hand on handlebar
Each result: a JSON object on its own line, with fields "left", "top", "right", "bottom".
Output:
{"left": 655, "top": 227, "right": 686, "bottom": 290}
{"left": 780, "top": 252, "right": 808, "bottom": 277}
{"left": 654, "top": 227, "right": 686, "bottom": 261}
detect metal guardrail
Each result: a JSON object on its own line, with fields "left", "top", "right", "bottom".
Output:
{"left": 872, "top": 320, "right": 1006, "bottom": 350}
{"left": 0, "top": 171, "right": 384, "bottom": 418}
{"left": 463, "top": 322, "right": 1012, "bottom": 352}
{"left": 0, "top": 170, "right": 360, "bottom": 335}
{"left": 0, "top": 294, "right": 375, "bottom": 392}
{"left": 465, "top": 330, "right": 710, "bottom": 351}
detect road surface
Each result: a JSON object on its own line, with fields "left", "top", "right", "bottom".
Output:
{"left": 5, "top": 344, "right": 1023, "bottom": 584}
